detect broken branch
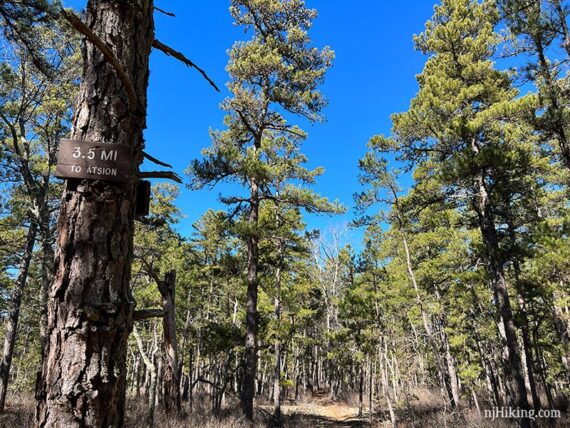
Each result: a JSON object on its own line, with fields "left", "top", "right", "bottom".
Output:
{"left": 154, "top": 6, "right": 175, "bottom": 17}
{"left": 60, "top": 9, "right": 139, "bottom": 113}
{"left": 133, "top": 308, "right": 166, "bottom": 320}
{"left": 152, "top": 39, "right": 220, "bottom": 92}
{"left": 140, "top": 171, "right": 183, "bottom": 183}
{"left": 143, "top": 151, "right": 173, "bottom": 168}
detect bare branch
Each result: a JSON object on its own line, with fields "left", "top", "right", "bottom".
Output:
{"left": 139, "top": 171, "right": 183, "bottom": 183}
{"left": 134, "top": 308, "right": 166, "bottom": 320}
{"left": 152, "top": 39, "right": 220, "bottom": 92}
{"left": 60, "top": 9, "right": 139, "bottom": 113}
{"left": 154, "top": 6, "right": 175, "bottom": 17}
{"left": 143, "top": 151, "right": 173, "bottom": 168}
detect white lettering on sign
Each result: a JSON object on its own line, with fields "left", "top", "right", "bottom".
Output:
{"left": 55, "top": 139, "right": 132, "bottom": 183}
{"left": 100, "top": 149, "right": 118, "bottom": 161}
{"left": 86, "top": 166, "right": 117, "bottom": 176}
{"left": 72, "top": 146, "right": 119, "bottom": 161}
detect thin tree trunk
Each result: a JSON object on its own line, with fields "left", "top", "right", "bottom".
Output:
{"left": 35, "top": 1, "right": 154, "bottom": 426}
{"left": 0, "top": 223, "right": 37, "bottom": 413}
{"left": 273, "top": 265, "right": 283, "bottom": 426}
{"left": 401, "top": 233, "right": 454, "bottom": 407}
{"left": 471, "top": 388, "right": 482, "bottom": 419}
{"left": 368, "top": 356, "right": 373, "bottom": 421}
{"left": 242, "top": 174, "right": 259, "bottom": 420}
{"left": 158, "top": 270, "right": 181, "bottom": 414}
{"left": 37, "top": 208, "right": 54, "bottom": 363}
{"left": 134, "top": 326, "right": 157, "bottom": 428}
{"left": 534, "top": 328, "right": 555, "bottom": 408}
{"left": 379, "top": 342, "right": 397, "bottom": 427}
{"left": 517, "top": 293, "right": 540, "bottom": 410}
{"left": 37, "top": 226, "right": 51, "bottom": 393}
{"left": 443, "top": 330, "right": 461, "bottom": 411}
{"left": 552, "top": 296, "right": 570, "bottom": 382}
{"left": 358, "top": 363, "right": 364, "bottom": 417}
{"left": 273, "top": 204, "right": 284, "bottom": 426}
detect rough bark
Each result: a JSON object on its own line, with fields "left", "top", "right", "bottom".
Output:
{"left": 0, "top": 223, "right": 37, "bottom": 413}
{"left": 35, "top": 1, "right": 154, "bottom": 426}
{"left": 158, "top": 270, "right": 181, "bottom": 414}
{"left": 471, "top": 147, "right": 530, "bottom": 421}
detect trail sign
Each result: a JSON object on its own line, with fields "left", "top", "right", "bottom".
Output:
{"left": 55, "top": 139, "right": 133, "bottom": 182}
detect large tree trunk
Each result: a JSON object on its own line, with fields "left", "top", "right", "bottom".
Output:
{"left": 35, "top": 1, "right": 154, "bottom": 426}
{"left": 242, "top": 175, "right": 259, "bottom": 420}
{"left": 0, "top": 223, "right": 37, "bottom": 413}
{"left": 158, "top": 270, "right": 181, "bottom": 414}
{"left": 471, "top": 158, "right": 530, "bottom": 422}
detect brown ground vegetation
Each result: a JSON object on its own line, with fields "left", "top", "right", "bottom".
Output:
{"left": 1, "top": 390, "right": 568, "bottom": 428}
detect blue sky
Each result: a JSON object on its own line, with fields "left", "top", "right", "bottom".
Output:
{"left": 63, "top": 1, "right": 437, "bottom": 245}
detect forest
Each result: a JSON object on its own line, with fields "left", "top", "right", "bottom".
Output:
{"left": 0, "top": 0, "right": 569, "bottom": 427}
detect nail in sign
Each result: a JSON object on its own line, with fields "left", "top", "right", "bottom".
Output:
{"left": 55, "top": 139, "right": 133, "bottom": 182}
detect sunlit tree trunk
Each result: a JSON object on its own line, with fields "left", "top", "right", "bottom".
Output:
{"left": 471, "top": 157, "right": 530, "bottom": 419}
{"left": 242, "top": 173, "right": 259, "bottom": 420}
{"left": 35, "top": 1, "right": 154, "bottom": 426}
{"left": 159, "top": 270, "right": 181, "bottom": 414}
{"left": 0, "top": 223, "right": 37, "bottom": 413}
{"left": 134, "top": 326, "right": 157, "bottom": 428}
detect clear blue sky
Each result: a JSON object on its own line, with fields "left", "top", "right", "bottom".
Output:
{"left": 63, "top": 1, "right": 437, "bottom": 244}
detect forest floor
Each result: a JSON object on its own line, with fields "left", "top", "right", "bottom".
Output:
{"left": 260, "top": 403, "right": 366, "bottom": 427}
{"left": 1, "top": 393, "right": 569, "bottom": 427}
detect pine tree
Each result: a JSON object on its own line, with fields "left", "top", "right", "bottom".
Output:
{"left": 35, "top": 2, "right": 156, "bottom": 426}
{"left": 500, "top": 0, "right": 570, "bottom": 171}
{"left": 383, "top": 0, "right": 548, "bottom": 417}
{"left": 188, "top": 0, "right": 339, "bottom": 419}
{"left": 0, "top": 20, "right": 79, "bottom": 413}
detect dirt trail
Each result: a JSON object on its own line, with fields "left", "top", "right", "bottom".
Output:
{"left": 260, "top": 403, "right": 369, "bottom": 427}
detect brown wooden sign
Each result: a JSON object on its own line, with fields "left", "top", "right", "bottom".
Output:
{"left": 55, "top": 139, "right": 133, "bottom": 182}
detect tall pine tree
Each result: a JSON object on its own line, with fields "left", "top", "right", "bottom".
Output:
{"left": 188, "top": 0, "right": 339, "bottom": 419}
